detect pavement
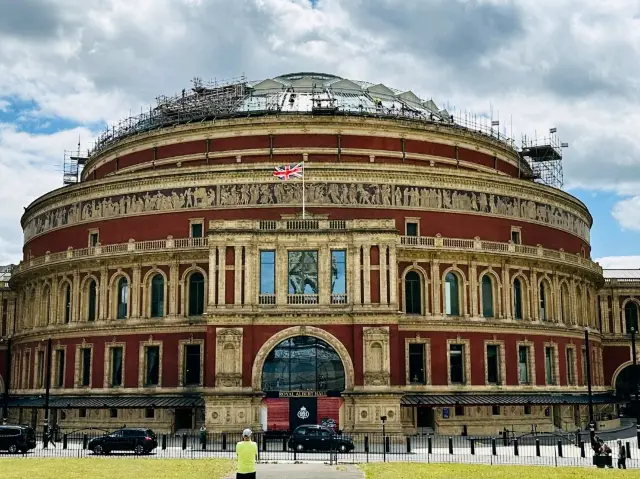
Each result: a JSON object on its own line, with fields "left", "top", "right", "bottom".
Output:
{"left": 224, "top": 463, "right": 364, "bottom": 478}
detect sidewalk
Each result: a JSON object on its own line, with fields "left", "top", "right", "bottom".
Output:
{"left": 225, "top": 463, "right": 364, "bottom": 478}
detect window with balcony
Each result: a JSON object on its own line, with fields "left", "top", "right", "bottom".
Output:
{"left": 481, "top": 275, "right": 494, "bottom": 318}
{"left": 190, "top": 222, "right": 203, "bottom": 238}
{"left": 116, "top": 278, "right": 129, "bottom": 319}
{"left": 330, "top": 250, "right": 347, "bottom": 304}
{"left": 444, "top": 272, "right": 460, "bottom": 316}
{"left": 89, "top": 232, "right": 99, "bottom": 247}
{"left": 408, "top": 343, "right": 426, "bottom": 384}
{"left": 188, "top": 272, "right": 205, "bottom": 316}
{"left": 184, "top": 344, "right": 201, "bottom": 386}
{"left": 511, "top": 227, "right": 521, "bottom": 244}
{"left": 406, "top": 222, "right": 419, "bottom": 237}
{"left": 110, "top": 347, "right": 123, "bottom": 387}
{"left": 449, "top": 344, "right": 465, "bottom": 384}
{"left": 404, "top": 271, "right": 422, "bottom": 315}
{"left": 486, "top": 345, "right": 500, "bottom": 384}
{"left": 288, "top": 251, "right": 319, "bottom": 304}
{"left": 518, "top": 345, "right": 530, "bottom": 384}
{"left": 259, "top": 251, "right": 276, "bottom": 305}
{"left": 150, "top": 274, "right": 165, "bottom": 318}
{"left": 145, "top": 346, "right": 160, "bottom": 386}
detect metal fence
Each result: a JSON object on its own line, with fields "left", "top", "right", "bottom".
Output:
{"left": 1, "top": 430, "right": 637, "bottom": 469}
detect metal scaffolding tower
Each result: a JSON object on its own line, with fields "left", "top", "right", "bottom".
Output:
{"left": 63, "top": 139, "right": 89, "bottom": 186}
{"left": 520, "top": 128, "right": 567, "bottom": 189}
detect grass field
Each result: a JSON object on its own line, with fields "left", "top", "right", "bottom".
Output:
{"left": 359, "top": 463, "right": 639, "bottom": 479}
{"left": 0, "top": 458, "right": 235, "bottom": 479}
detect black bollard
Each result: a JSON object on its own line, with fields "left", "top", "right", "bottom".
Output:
{"left": 162, "top": 434, "right": 166, "bottom": 450}
{"left": 536, "top": 438, "right": 541, "bottom": 457}
{"left": 82, "top": 434, "right": 88, "bottom": 450}
{"left": 62, "top": 434, "right": 68, "bottom": 450}
{"left": 448, "top": 437, "right": 453, "bottom": 455}
{"left": 182, "top": 434, "right": 187, "bottom": 450}
{"left": 470, "top": 438, "right": 475, "bottom": 455}
{"left": 202, "top": 432, "right": 206, "bottom": 451}
{"left": 557, "top": 440, "right": 563, "bottom": 458}
{"left": 282, "top": 436, "right": 287, "bottom": 452}
{"left": 626, "top": 442, "right": 632, "bottom": 460}
{"left": 364, "top": 435, "right": 369, "bottom": 453}
{"left": 222, "top": 433, "right": 227, "bottom": 451}
{"left": 491, "top": 438, "right": 497, "bottom": 456}
{"left": 580, "top": 441, "right": 585, "bottom": 458}
{"left": 514, "top": 438, "right": 519, "bottom": 456}
{"left": 406, "top": 437, "right": 411, "bottom": 453}
{"left": 261, "top": 434, "right": 267, "bottom": 452}
{"left": 427, "top": 435, "right": 432, "bottom": 454}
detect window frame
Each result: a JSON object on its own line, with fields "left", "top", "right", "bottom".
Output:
{"left": 510, "top": 226, "right": 522, "bottom": 245}
{"left": 54, "top": 346, "right": 67, "bottom": 389}
{"left": 138, "top": 340, "right": 163, "bottom": 388}
{"left": 405, "top": 217, "right": 420, "bottom": 237}
{"left": 517, "top": 342, "right": 536, "bottom": 386}
{"left": 189, "top": 218, "right": 205, "bottom": 238}
{"left": 443, "top": 271, "right": 462, "bottom": 317}
{"left": 185, "top": 270, "right": 206, "bottom": 316}
{"left": 446, "top": 339, "right": 470, "bottom": 386}
{"left": 544, "top": 342, "right": 559, "bottom": 386}
{"left": 330, "top": 249, "right": 348, "bottom": 304}
{"left": 403, "top": 270, "right": 424, "bottom": 315}
{"left": 74, "top": 344, "right": 94, "bottom": 388}
{"left": 104, "top": 343, "right": 126, "bottom": 388}
{"left": 566, "top": 345, "right": 578, "bottom": 386}
{"left": 405, "top": 338, "right": 431, "bottom": 386}
{"left": 88, "top": 229, "right": 100, "bottom": 248}
{"left": 179, "top": 339, "right": 204, "bottom": 387}
{"left": 484, "top": 340, "right": 505, "bottom": 386}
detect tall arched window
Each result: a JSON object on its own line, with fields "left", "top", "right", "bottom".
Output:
{"left": 513, "top": 278, "right": 523, "bottom": 320}
{"left": 481, "top": 275, "right": 494, "bottom": 318}
{"left": 444, "top": 272, "right": 460, "bottom": 316}
{"left": 64, "top": 284, "right": 72, "bottom": 324}
{"left": 188, "top": 272, "right": 205, "bottom": 316}
{"left": 404, "top": 271, "right": 422, "bottom": 315}
{"left": 88, "top": 280, "right": 97, "bottom": 322}
{"left": 539, "top": 282, "right": 548, "bottom": 321}
{"left": 625, "top": 302, "right": 639, "bottom": 333}
{"left": 150, "top": 274, "right": 165, "bottom": 318}
{"left": 116, "top": 277, "right": 129, "bottom": 319}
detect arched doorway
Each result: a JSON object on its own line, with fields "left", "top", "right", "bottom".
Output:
{"left": 259, "top": 334, "right": 347, "bottom": 433}
{"left": 615, "top": 364, "right": 639, "bottom": 399}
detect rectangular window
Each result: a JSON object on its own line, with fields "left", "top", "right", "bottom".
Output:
{"left": 454, "top": 406, "right": 465, "bottom": 416}
{"left": 486, "top": 345, "right": 500, "bottom": 384}
{"left": 184, "top": 344, "right": 201, "bottom": 386}
{"left": 37, "top": 350, "right": 45, "bottom": 389}
{"left": 190, "top": 223, "right": 203, "bottom": 238}
{"left": 492, "top": 405, "right": 501, "bottom": 416}
{"left": 408, "top": 343, "right": 426, "bottom": 384}
{"left": 145, "top": 346, "right": 160, "bottom": 386}
{"left": 79, "top": 408, "right": 87, "bottom": 418}
{"left": 449, "top": 344, "right": 464, "bottom": 384}
{"left": 567, "top": 348, "right": 576, "bottom": 386}
{"left": 524, "top": 405, "right": 531, "bottom": 415}
{"left": 89, "top": 232, "right": 99, "bottom": 247}
{"left": 288, "top": 251, "right": 319, "bottom": 304}
{"left": 145, "top": 408, "right": 155, "bottom": 419}
{"left": 55, "top": 350, "right": 65, "bottom": 388}
{"left": 331, "top": 250, "right": 347, "bottom": 304}
{"left": 110, "top": 347, "right": 123, "bottom": 387}
{"left": 545, "top": 347, "right": 555, "bottom": 385}
{"left": 259, "top": 251, "right": 276, "bottom": 295}
{"left": 81, "top": 348, "right": 91, "bottom": 387}
{"left": 511, "top": 228, "right": 521, "bottom": 244}
{"left": 518, "top": 346, "right": 530, "bottom": 384}
{"left": 406, "top": 222, "right": 418, "bottom": 237}
{"left": 110, "top": 408, "right": 118, "bottom": 418}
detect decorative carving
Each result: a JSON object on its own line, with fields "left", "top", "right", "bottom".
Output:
{"left": 215, "top": 327, "right": 243, "bottom": 388}
{"left": 24, "top": 182, "right": 590, "bottom": 242}
{"left": 363, "top": 326, "right": 390, "bottom": 387}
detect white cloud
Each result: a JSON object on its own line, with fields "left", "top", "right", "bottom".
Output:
{"left": 596, "top": 256, "right": 640, "bottom": 270}
{"left": 0, "top": 0, "right": 639, "bottom": 264}
{"left": 612, "top": 197, "right": 640, "bottom": 231}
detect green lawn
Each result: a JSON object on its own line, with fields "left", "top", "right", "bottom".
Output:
{"left": 359, "top": 463, "right": 639, "bottom": 479}
{"left": 0, "top": 458, "right": 235, "bottom": 479}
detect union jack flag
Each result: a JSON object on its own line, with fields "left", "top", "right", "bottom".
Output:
{"left": 273, "top": 162, "right": 304, "bottom": 181}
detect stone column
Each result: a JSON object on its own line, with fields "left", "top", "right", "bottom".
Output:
{"left": 217, "top": 246, "right": 226, "bottom": 307}
{"left": 50, "top": 276, "right": 59, "bottom": 325}
{"left": 352, "top": 244, "right": 361, "bottom": 307}
{"left": 244, "top": 244, "right": 254, "bottom": 306}
{"left": 319, "top": 244, "right": 331, "bottom": 306}
{"left": 207, "top": 241, "right": 217, "bottom": 310}
{"left": 502, "top": 264, "right": 511, "bottom": 320}
{"left": 379, "top": 245, "right": 388, "bottom": 306}
{"left": 99, "top": 266, "right": 108, "bottom": 321}
{"left": 362, "top": 244, "right": 371, "bottom": 305}
{"left": 600, "top": 296, "right": 609, "bottom": 333}
{"left": 612, "top": 293, "right": 621, "bottom": 334}
{"left": 131, "top": 264, "right": 141, "bottom": 319}
{"left": 276, "top": 245, "right": 287, "bottom": 306}
{"left": 388, "top": 243, "right": 398, "bottom": 309}
{"left": 169, "top": 260, "right": 179, "bottom": 316}
{"left": 72, "top": 270, "right": 80, "bottom": 322}
{"left": 552, "top": 273, "right": 560, "bottom": 323}
{"left": 234, "top": 246, "right": 243, "bottom": 306}
{"left": 530, "top": 269, "right": 538, "bottom": 322}
{"left": 469, "top": 261, "right": 478, "bottom": 317}
{"left": 430, "top": 260, "right": 440, "bottom": 315}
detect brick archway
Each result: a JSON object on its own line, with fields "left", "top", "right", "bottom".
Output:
{"left": 251, "top": 326, "right": 355, "bottom": 391}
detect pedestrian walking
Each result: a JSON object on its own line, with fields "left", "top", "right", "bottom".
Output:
{"left": 200, "top": 424, "right": 207, "bottom": 448}
{"left": 617, "top": 440, "right": 627, "bottom": 469}
{"left": 236, "top": 428, "right": 258, "bottom": 479}
{"left": 47, "top": 424, "right": 56, "bottom": 448}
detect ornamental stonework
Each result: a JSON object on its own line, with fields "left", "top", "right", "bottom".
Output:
{"left": 24, "top": 181, "right": 590, "bottom": 242}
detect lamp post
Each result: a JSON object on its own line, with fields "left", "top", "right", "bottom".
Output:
{"left": 630, "top": 327, "right": 639, "bottom": 446}
{"left": 380, "top": 415, "right": 387, "bottom": 463}
{"left": 43, "top": 337, "right": 52, "bottom": 448}
{"left": 584, "top": 327, "right": 595, "bottom": 442}
{"left": 1, "top": 337, "right": 11, "bottom": 424}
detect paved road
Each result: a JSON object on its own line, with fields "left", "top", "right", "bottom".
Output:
{"left": 224, "top": 463, "right": 363, "bottom": 478}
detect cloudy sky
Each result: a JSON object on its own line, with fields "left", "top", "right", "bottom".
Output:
{"left": 0, "top": 0, "right": 639, "bottom": 268}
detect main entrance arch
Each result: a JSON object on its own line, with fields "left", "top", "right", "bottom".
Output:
{"left": 614, "top": 363, "right": 639, "bottom": 398}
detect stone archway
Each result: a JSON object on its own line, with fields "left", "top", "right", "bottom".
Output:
{"left": 613, "top": 362, "right": 639, "bottom": 398}
{"left": 251, "top": 326, "right": 355, "bottom": 391}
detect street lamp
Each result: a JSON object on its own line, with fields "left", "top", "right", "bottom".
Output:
{"left": 630, "top": 327, "right": 639, "bottom": 446}
{"left": 43, "top": 337, "right": 52, "bottom": 448}
{"left": 584, "top": 327, "right": 595, "bottom": 442}
{"left": 1, "top": 337, "right": 12, "bottom": 424}
{"left": 380, "top": 415, "right": 387, "bottom": 463}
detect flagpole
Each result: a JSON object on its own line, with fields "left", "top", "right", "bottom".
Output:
{"left": 302, "top": 160, "right": 306, "bottom": 219}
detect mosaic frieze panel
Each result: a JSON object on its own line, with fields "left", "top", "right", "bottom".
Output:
{"left": 24, "top": 182, "right": 590, "bottom": 242}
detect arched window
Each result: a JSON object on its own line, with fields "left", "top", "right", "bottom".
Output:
{"left": 481, "top": 275, "right": 494, "bottom": 318}
{"left": 150, "top": 274, "right": 165, "bottom": 318}
{"left": 404, "top": 271, "right": 422, "bottom": 315}
{"left": 625, "top": 302, "right": 639, "bottom": 333}
{"left": 444, "top": 272, "right": 460, "bottom": 316}
{"left": 116, "top": 277, "right": 129, "bottom": 319}
{"left": 539, "top": 282, "right": 548, "bottom": 321}
{"left": 188, "top": 272, "right": 205, "bottom": 316}
{"left": 88, "top": 280, "right": 97, "bottom": 322}
{"left": 64, "top": 284, "right": 72, "bottom": 324}
{"left": 513, "top": 278, "right": 523, "bottom": 320}
{"left": 370, "top": 342, "right": 383, "bottom": 372}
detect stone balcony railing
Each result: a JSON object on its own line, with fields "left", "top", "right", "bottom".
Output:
{"left": 399, "top": 235, "right": 603, "bottom": 275}
{"left": 12, "top": 232, "right": 602, "bottom": 277}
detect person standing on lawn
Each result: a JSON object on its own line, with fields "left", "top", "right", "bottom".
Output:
{"left": 617, "top": 440, "right": 627, "bottom": 469}
{"left": 236, "top": 428, "right": 258, "bottom": 479}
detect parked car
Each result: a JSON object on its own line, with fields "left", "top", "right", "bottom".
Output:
{"left": 0, "top": 425, "right": 37, "bottom": 454}
{"left": 288, "top": 424, "right": 354, "bottom": 453}
{"left": 88, "top": 428, "right": 157, "bottom": 455}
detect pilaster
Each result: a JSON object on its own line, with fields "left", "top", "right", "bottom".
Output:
{"left": 99, "top": 266, "right": 108, "bottom": 321}
{"left": 319, "top": 244, "right": 331, "bottom": 306}
{"left": 469, "top": 261, "right": 478, "bottom": 317}
{"left": 217, "top": 246, "right": 226, "bottom": 307}
{"left": 379, "top": 245, "right": 388, "bottom": 305}
{"left": 388, "top": 243, "right": 398, "bottom": 309}
{"left": 552, "top": 272, "right": 560, "bottom": 323}
{"left": 276, "top": 244, "right": 287, "bottom": 306}
{"left": 234, "top": 246, "right": 243, "bottom": 306}
{"left": 244, "top": 244, "right": 254, "bottom": 306}
{"left": 207, "top": 241, "right": 216, "bottom": 310}
{"left": 362, "top": 244, "right": 371, "bottom": 305}
{"left": 169, "top": 260, "right": 179, "bottom": 316}
{"left": 600, "top": 296, "right": 609, "bottom": 333}
{"left": 72, "top": 270, "right": 80, "bottom": 323}
{"left": 352, "top": 244, "right": 362, "bottom": 307}
{"left": 502, "top": 263, "right": 511, "bottom": 320}
{"left": 612, "top": 293, "right": 621, "bottom": 334}
{"left": 431, "top": 260, "right": 440, "bottom": 315}
{"left": 131, "top": 264, "right": 141, "bottom": 319}
{"left": 531, "top": 269, "right": 538, "bottom": 322}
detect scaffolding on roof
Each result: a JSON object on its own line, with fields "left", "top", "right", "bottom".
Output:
{"left": 63, "top": 138, "right": 89, "bottom": 186}
{"left": 520, "top": 129, "right": 567, "bottom": 189}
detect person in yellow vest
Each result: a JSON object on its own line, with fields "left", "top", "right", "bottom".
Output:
{"left": 236, "top": 428, "right": 258, "bottom": 478}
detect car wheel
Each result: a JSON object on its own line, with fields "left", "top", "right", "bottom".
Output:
{"left": 93, "top": 445, "right": 103, "bottom": 455}
{"left": 339, "top": 444, "right": 347, "bottom": 453}
{"left": 8, "top": 444, "right": 18, "bottom": 454}
{"left": 135, "top": 444, "right": 144, "bottom": 455}
{"left": 295, "top": 443, "right": 304, "bottom": 452}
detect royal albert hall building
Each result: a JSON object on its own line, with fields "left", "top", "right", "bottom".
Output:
{"left": 0, "top": 72, "right": 635, "bottom": 436}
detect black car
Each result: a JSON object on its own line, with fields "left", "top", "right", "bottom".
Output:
{"left": 288, "top": 424, "right": 354, "bottom": 453}
{"left": 0, "top": 425, "right": 37, "bottom": 454}
{"left": 88, "top": 428, "right": 157, "bottom": 455}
